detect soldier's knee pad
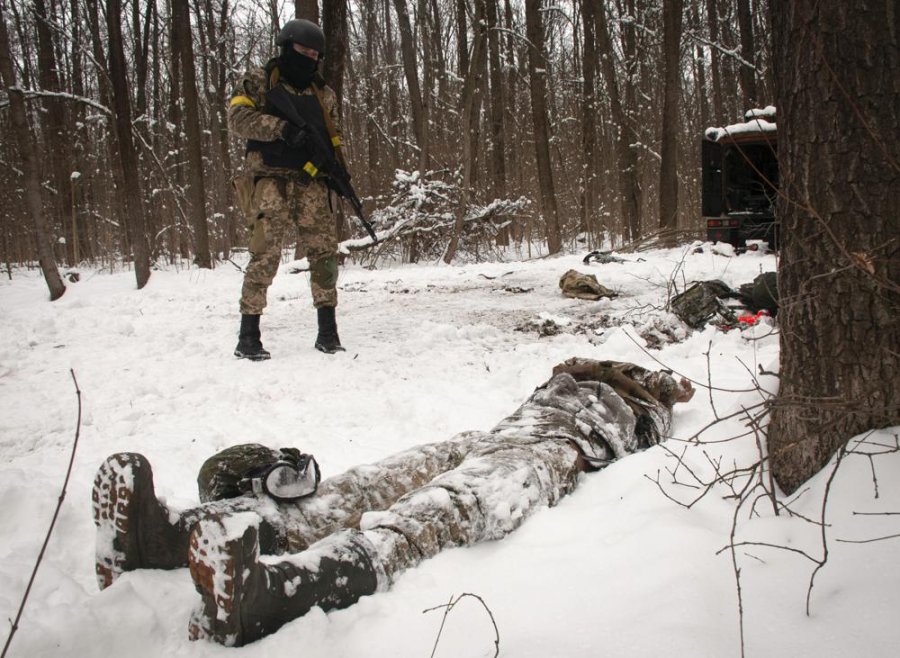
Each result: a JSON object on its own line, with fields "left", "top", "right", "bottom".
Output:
{"left": 311, "top": 255, "right": 338, "bottom": 290}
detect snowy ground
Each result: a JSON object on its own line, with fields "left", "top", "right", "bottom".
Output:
{"left": 0, "top": 245, "right": 897, "bottom": 658}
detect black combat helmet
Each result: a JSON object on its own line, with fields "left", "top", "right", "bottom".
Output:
{"left": 276, "top": 19, "right": 325, "bottom": 55}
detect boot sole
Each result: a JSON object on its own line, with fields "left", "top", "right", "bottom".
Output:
{"left": 92, "top": 453, "right": 141, "bottom": 590}
{"left": 234, "top": 350, "right": 271, "bottom": 361}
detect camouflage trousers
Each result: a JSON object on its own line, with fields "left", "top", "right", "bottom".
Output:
{"left": 191, "top": 363, "right": 682, "bottom": 589}
{"left": 240, "top": 177, "right": 338, "bottom": 315}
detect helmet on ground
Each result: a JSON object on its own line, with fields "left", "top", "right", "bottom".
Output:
{"left": 277, "top": 19, "right": 325, "bottom": 55}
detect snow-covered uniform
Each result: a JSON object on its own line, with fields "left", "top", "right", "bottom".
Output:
{"left": 92, "top": 360, "right": 693, "bottom": 646}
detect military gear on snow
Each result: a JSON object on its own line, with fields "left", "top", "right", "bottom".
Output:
{"left": 671, "top": 280, "right": 740, "bottom": 329}
{"left": 197, "top": 444, "right": 320, "bottom": 503}
{"left": 276, "top": 19, "right": 326, "bottom": 54}
{"left": 314, "top": 305, "right": 345, "bottom": 353}
{"left": 559, "top": 269, "right": 618, "bottom": 300}
{"left": 738, "top": 271, "right": 778, "bottom": 315}
{"left": 234, "top": 314, "right": 271, "bottom": 360}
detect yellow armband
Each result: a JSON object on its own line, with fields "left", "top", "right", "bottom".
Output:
{"left": 229, "top": 95, "right": 256, "bottom": 109}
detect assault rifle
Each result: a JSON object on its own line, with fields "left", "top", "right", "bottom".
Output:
{"left": 266, "top": 84, "right": 377, "bottom": 243}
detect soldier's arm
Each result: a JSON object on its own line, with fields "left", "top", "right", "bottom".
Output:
{"left": 227, "top": 70, "right": 286, "bottom": 142}
{"left": 321, "top": 85, "right": 343, "bottom": 147}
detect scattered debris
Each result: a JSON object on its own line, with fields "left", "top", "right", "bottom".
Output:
{"left": 516, "top": 318, "right": 564, "bottom": 337}
{"left": 582, "top": 250, "right": 627, "bottom": 265}
{"left": 737, "top": 271, "right": 778, "bottom": 315}
{"left": 670, "top": 280, "right": 739, "bottom": 329}
{"left": 559, "top": 269, "right": 618, "bottom": 301}
{"left": 502, "top": 286, "right": 533, "bottom": 294}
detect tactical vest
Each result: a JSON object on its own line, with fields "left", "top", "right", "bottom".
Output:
{"left": 245, "top": 81, "right": 332, "bottom": 170}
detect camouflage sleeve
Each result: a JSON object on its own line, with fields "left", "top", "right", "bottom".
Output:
{"left": 321, "top": 85, "right": 343, "bottom": 143}
{"left": 227, "top": 68, "right": 286, "bottom": 142}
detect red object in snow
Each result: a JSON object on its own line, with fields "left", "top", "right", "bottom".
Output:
{"left": 737, "top": 309, "right": 771, "bottom": 326}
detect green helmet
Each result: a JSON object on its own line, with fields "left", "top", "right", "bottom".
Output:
{"left": 277, "top": 19, "right": 325, "bottom": 55}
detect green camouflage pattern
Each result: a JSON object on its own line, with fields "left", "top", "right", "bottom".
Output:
{"left": 197, "top": 443, "right": 284, "bottom": 503}
{"left": 239, "top": 177, "right": 338, "bottom": 313}
{"left": 228, "top": 66, "right": 342, "bottom": 313}
{"left": 228, "top": 67, "right": 342, "bottom": 180}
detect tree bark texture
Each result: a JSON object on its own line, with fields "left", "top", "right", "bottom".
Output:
{"left": 294, "top": 0, "right": 319, "bottom": 22}
{"left": 658, "top": 0, "right": 684, "bottom": 235}
{"left": 172, "top": 0, "right": 212, "bottom": 268}
{"left": 736, "top": 0, "right": 757, "bottom": 108}
{"left": 0, "top": 0, "right": 65, "bottom": 300}
{"left": 392, "top": 0, "right": 428, "bottom": 173}
{"left": 525, "top": 0, "right": 562, "bottom": 254}
{"left": 594, "top": 0, "right": 641, "bottom": 242}
{"left": 768, "top": 1, "right": 900, "bottom": 494}
{"left": 106, "top": 0, "right": 151, "bottom": 288}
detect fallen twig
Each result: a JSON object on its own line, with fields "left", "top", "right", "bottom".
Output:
{"left": 2, "top": 370, "right": 82, "bottom": 658}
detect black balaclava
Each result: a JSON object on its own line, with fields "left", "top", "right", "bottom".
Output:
{"left": 278, "top": 44, "right": 318, "bottom": 89}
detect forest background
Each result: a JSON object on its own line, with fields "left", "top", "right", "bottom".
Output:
{"left": 0, "top": 0, "right": 766, "bottom": 276}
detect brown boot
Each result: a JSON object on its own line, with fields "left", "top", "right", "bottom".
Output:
{"left": 188, "top": 513, "right": 379, "bottom": 646}
{"left": 92, "top": 453, "right": 192, "bottom": 589}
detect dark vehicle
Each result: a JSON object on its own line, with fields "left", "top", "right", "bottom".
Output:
{"left": 701, "top": 107, "right": 779, "bottom": 250}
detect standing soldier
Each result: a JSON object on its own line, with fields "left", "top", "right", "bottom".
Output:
{"left": 229, "top": 19, "right": 347, "bottom": 359}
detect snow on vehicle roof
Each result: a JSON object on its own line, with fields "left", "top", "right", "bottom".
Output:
{"left": 705, "top": 105, "right": 777, "bottom": 142}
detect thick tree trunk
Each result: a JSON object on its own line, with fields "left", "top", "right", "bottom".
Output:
{"left": 0, "top": 0, "right": 65, "bottom": 300}
{"left": 768, "top": 1, "right": 900, "bottom": 494}
{"left": 525, "top": 0, "right": 562, "bottom": 254}
{"left": 658, "top": 0, "right": 683, "bottom": 236}
{"left": 33, "top": 0, "right": 75, "bottom": 266}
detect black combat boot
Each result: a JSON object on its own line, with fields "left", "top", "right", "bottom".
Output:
{"left": 314, "top": 306, "right": 346, "bottom": 354}
{"left": 92, "top": 453, "right": 193, "bottom": 589}
{"left": 234, "top": 314, "right": 271, "bottom": 361}
{"left": 188, "top": 515, "right": 378, "bottom": 646}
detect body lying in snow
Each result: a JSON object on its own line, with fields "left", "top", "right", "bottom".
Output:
{"left": 92, "top": 358, "right": 693, "bottom": 647}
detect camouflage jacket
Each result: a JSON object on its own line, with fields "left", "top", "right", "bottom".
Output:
{"left": 228, "top": 65, "right": 342, "bottom": 180}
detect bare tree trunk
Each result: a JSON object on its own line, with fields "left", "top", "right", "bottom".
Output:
{"left": 579, "top": 0, "right": 598, "bottom": 242}
{"left": 524, "top": 0, "right": 562, "bottom": 254}
{"left": 172, "top": 0, "right": 212, "bottom": 268}
{"left": 657, "top": 0, "right": 683, "bottom": 236}
{"left": 706, "top": 0, "right": 724, "bottom": 124}
{"left": 768, "top": 0, "right": 900, "bottom": 494}
{"left": 736, "top": 0, "right": 757, "bottom": 108}
{"left": 322, "top": 0, "right": 348, "bottom": 106}
{"left": 485, "top": 0, "right": 507, "bottom": 199}
{"left": 444, "top": 0, "right": 487, "bottom": 264}
{"left": 106, "top": 0, "right": 151, "bottom": 287}
{"left": 595, "top": 0, "right": 641, "bottom": 242}
{"left": 33, "top": 0, "right": 75, "bottom": 266}
{"left": 392, "top": 0, "right": 428, "bottom": 173}
{"left": 0, "top": 0, "right": 65, "bottom": 300}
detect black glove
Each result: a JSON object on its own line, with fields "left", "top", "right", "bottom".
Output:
{"left": 281, "top": 123, "right": 309, "bottom": 149}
